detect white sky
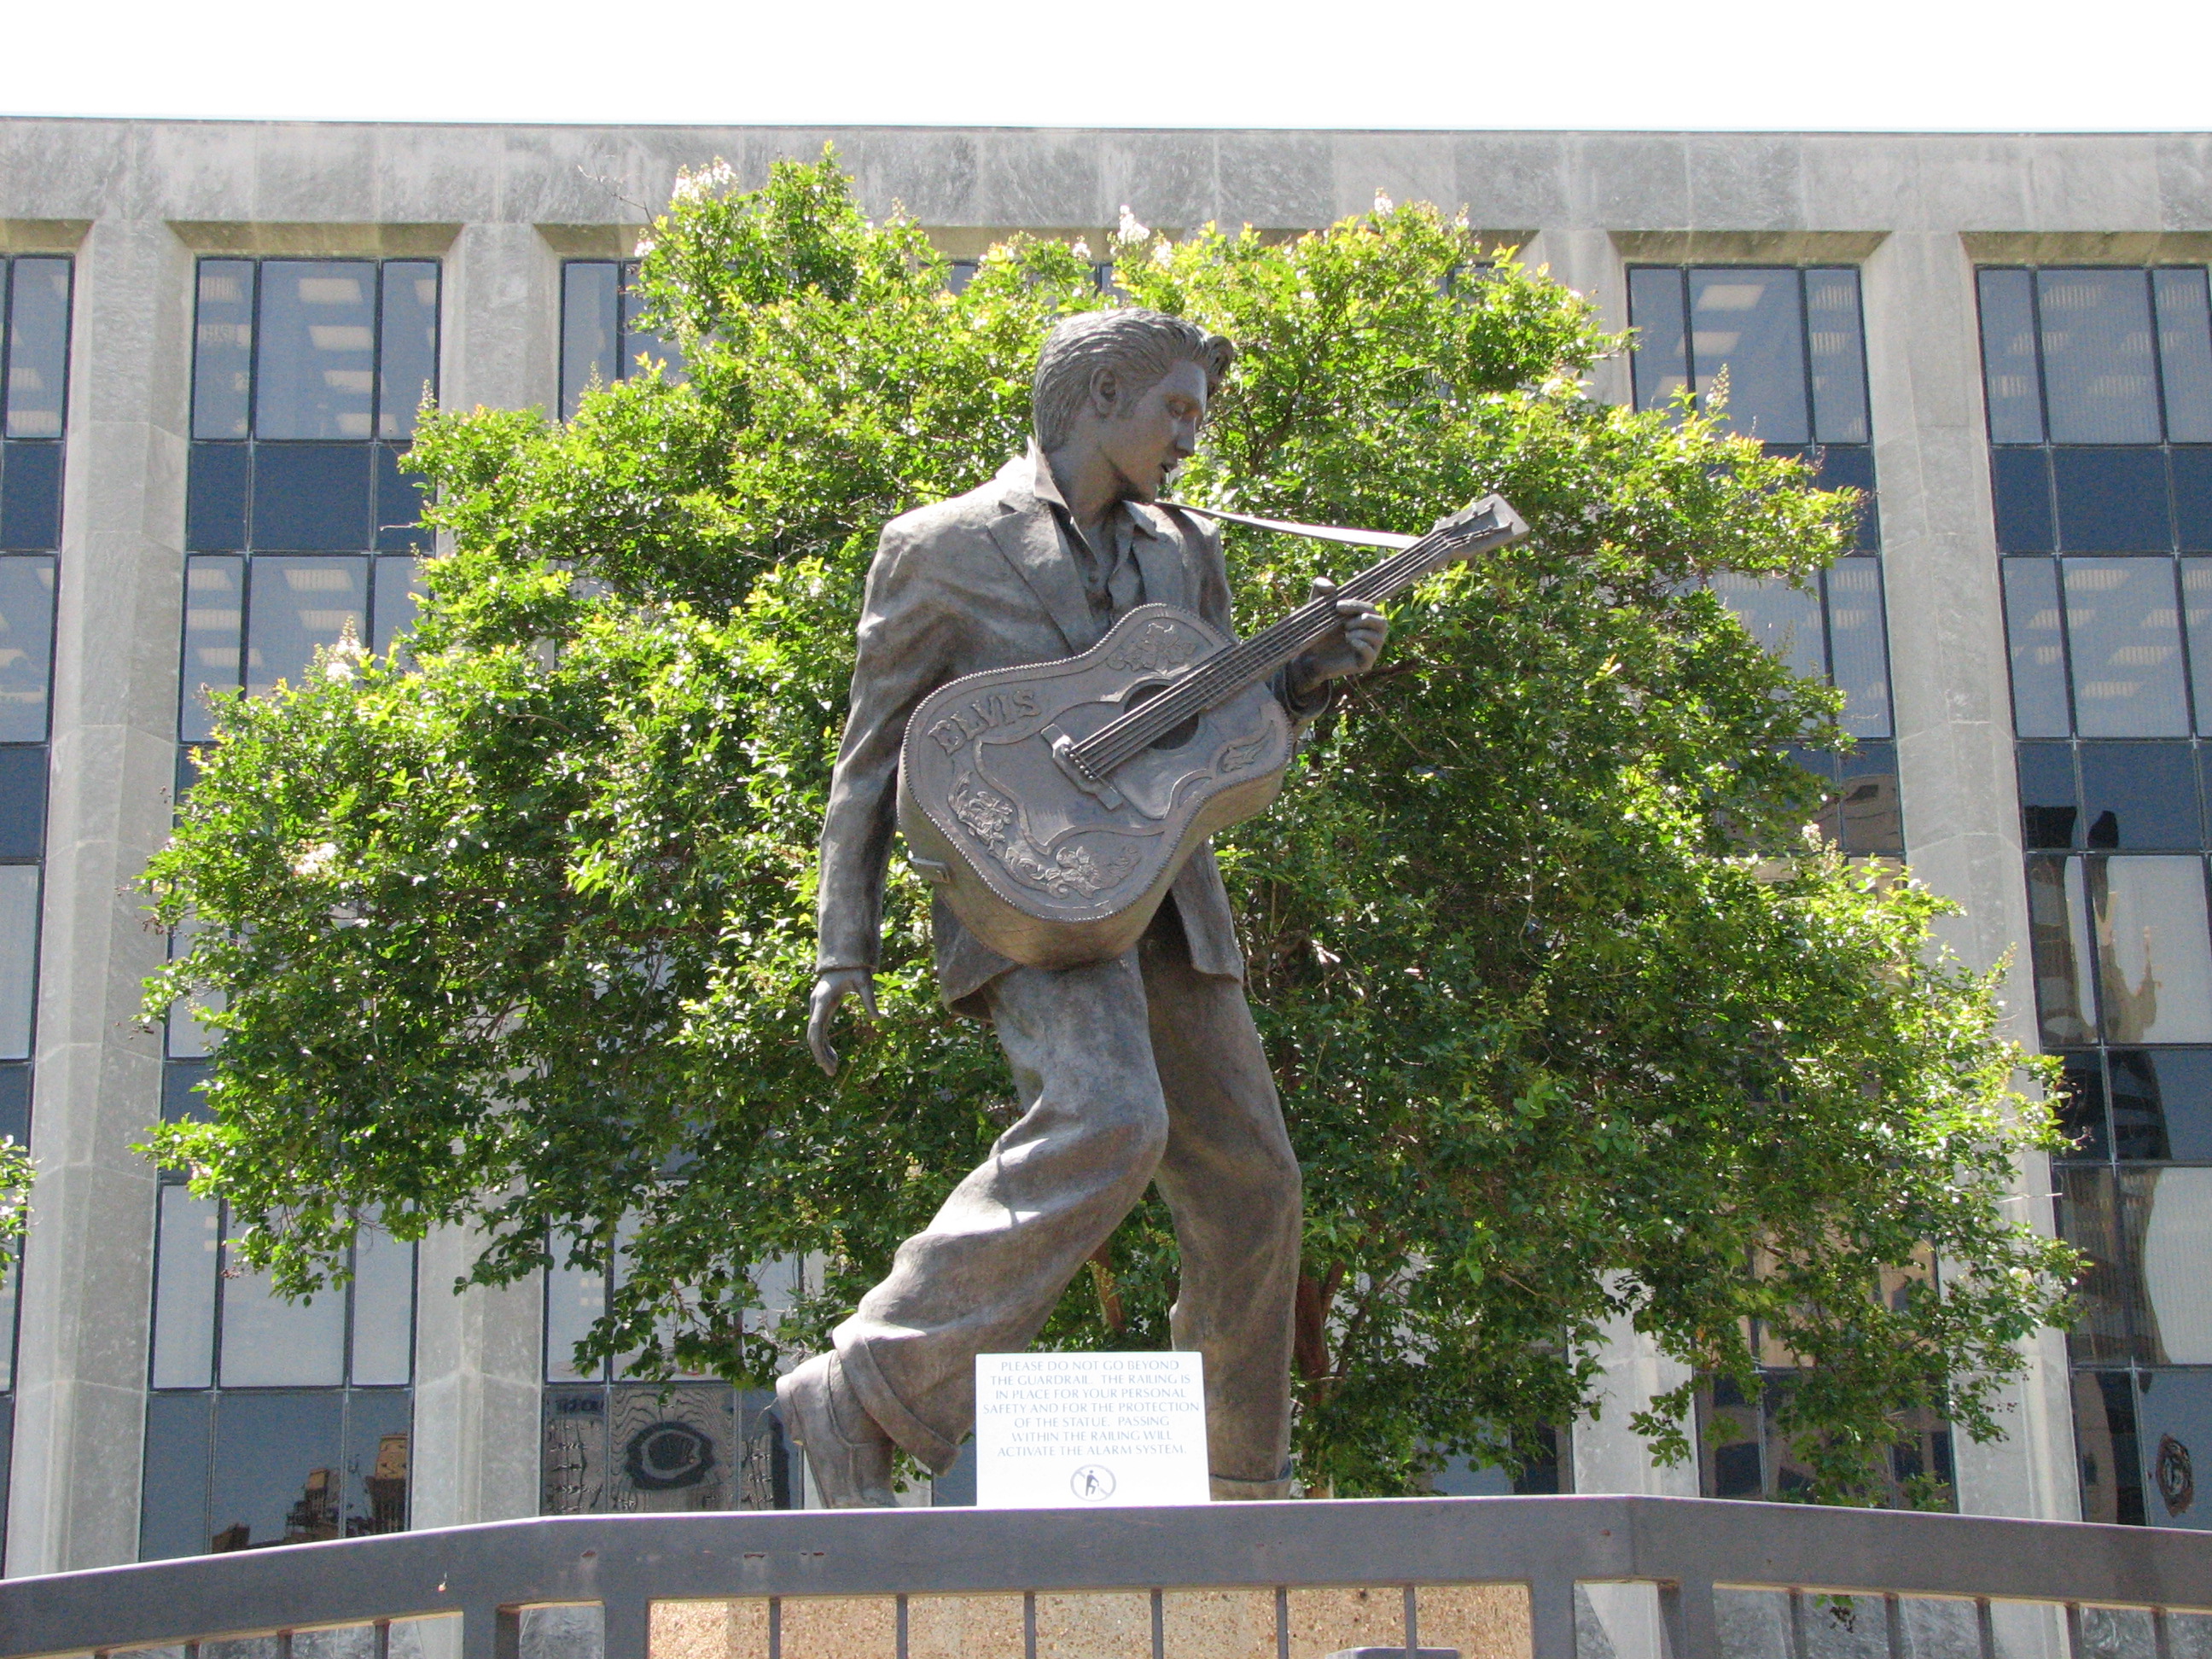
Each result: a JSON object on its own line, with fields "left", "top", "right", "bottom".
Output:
{"left": 3, "top": 0, "right": 2205, "bottom": 132}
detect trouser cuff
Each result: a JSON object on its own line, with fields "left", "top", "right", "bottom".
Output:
{"left": 1210, "top": 1464, "right": 1296, "bottom": 1501}
{"left": 831, "top": 1320, "right": 963, "bottom": 1475}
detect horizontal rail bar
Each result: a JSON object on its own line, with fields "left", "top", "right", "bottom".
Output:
{"left": 5, "top": 1496, "right": 2211, "bottom": 1659}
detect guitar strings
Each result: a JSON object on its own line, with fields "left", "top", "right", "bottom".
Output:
{"left": 1071, "top": 522, "right": 1484, "bottom": 775}
{"left": 1074, "top": 535, "right": 1447, "bottom": 772}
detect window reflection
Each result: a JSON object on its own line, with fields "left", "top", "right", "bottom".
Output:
{"left": 151, "top": 1189, "right": 219, "bottom": 1390}
{"left": 2078, "top": 742, "right": 2201, "bottom": 849}
{"left": 243, "top": 556, "right": 366, "bottom": 699}
{"left": 208, "top": 1391, "right": 345, "bottom": 1548}
{"left": 2039, "top": 270, "right": 2162, "bottom": 445}
{"left": 1979, "top": 269, "right": 2045, "bottom": 445}
{"left": 145, "top": 1184, "right": 416, "bottom": 1551}
{"left": 558, "top": 260, "right": 684, "bottom": 421}
{"left": 3, "top": 259, "right": 70, "bottom": 439}
{"left": 181, "top": 556, "right": 243, "bottom": 743}
{"left": 2004, "top": 560, "right": 2071, "bottom": 737}
{"left": 1688, "top": 269, "right": 1808, "bottom": 444}
{"left": 193, "top": 262, "right": 254, "bottom": 439}
{"left": 377, "top": 264, "right": 439, "bottom": 440}
{"left": 1710, "top": 573, "right": 1823, "bottom": 679}
{"left": 1826, "top": 558, "right": 1891, "bottom": 736}
{"left": 2028, "top": 855, "right": 2098, "bottom": 1045}
{"left": 219, "top": 1250, "right": 346, "bottom": 1388}
{"left": 0, "top": 557, "right": 56, "bottom": 743}
{"left": 2133, "top": 1371, "right": 2212, "bottom": 1530}
{"left": 2157, "top": 271, "right": 2212, "bottom": 445}
{"left": 254, "top": 263, "right": 378, "bottom": 442}
{"left": 0, "top": 864, "right": 38, "bottom": 1062}
{"left": 2062, "top": 559, "right": 2188, "bottom": 737}
{"left": 2127, "top": 1167, "right": 2212, "bottom": 1365}
{"left": 2089, "top": 855, "right": 2212, "bottom": 1045}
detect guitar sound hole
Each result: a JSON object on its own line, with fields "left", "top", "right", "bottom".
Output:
{"left": 1125, "top": 680, "right": 1201, "bottom": 752}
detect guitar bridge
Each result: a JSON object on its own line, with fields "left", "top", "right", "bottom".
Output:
{"left": 1044, "top": 725, "right": 1124, "bottom": 811}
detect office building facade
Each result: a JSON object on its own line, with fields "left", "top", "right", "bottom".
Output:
{"left": 2, "top": 118, "right": 2209, "bottom": 1573}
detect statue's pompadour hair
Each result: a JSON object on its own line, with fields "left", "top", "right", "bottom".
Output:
{"left": 1031, "top": 308, "right": 1235, "bottom": 449}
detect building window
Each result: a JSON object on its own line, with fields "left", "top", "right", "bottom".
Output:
{"left": 1629, "top": 265, "right": 1901, "bottom": 858}
{"left": 140, "top": 1192, "right": 415, "bottom": 1557}
{"left": 558, "top": 261, "right": 684, "bottom": 421}
{"left": 539, "top": 1236, "right": 789, "bottom": 1514}
{"left": 182, "top": 259, "right": 432, "bottom": 742}
{"left": 1695, "top": 1367, "right": 1953, "bottom": 1506}
{"left": 0, "top": 253, "right": 68, "bottom": 1556}
{"left": 148, "top": 257, "right": 439, "bottom": 1557}
{"left": 1984, "top": 263, "right": 2212, "bottom": 1529}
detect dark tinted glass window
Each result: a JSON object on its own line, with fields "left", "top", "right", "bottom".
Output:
{"left": 1979, "top": 268, "right": 2045, "bottom": 445}
{"left": 1633, "top": 265, "right": 1890, "bottom": 766}
{"left": 244, "top": 556, "right": 367, "bottom": 698}
{"left": 2003, "top": 259, "right": 2212, "bottom": 1516}
{"left": 2004, "top": 558, "right": 2070, "bottom": 736}
{"left": 377, "top": 264, "right": 439, "bottom": 440}
{"left": 2018, "top": 742, "right": 2080, "bottom": 849}
{"left": 4, "top": 258, "right": 70, "bottom": 439}
{"left": 247, "top": 444, "right": 373, "bottom": 552}
{"left": 0, "top": 557, "right": 56, "bottom": 744}
{"left": 2053, "top": 450, "right": 2173, "bottom": 552}
{"left": 2078, "top": 742, "right": 2200, "bottom": 848}
{"left": 192, "top": 262, "right": 254, "bottom": 439}
{"left": 0, "top": 439, "right": 60, "bottom": 553}
{"left": 2038, "top": 270, "right": 2163, "bottom": 445}
{"left": 254, "top": 262, "right": 378, "bottom": 441}
{"left": 1686, "top": 268, "right": 1808, "bottom": 444}
{"left": 559, "top": 260, "right": 685, "bottom": 421}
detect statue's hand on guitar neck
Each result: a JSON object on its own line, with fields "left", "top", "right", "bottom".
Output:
{"left": 1285, "top": 577, "right": 1391, "bottom": 701}
{"left": 808, "top": 967, "right": 879, "bottom": 1078}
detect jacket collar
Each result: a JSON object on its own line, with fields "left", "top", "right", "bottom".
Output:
{"left": 987, "top": 446, "right": 1185, "bottom": 643}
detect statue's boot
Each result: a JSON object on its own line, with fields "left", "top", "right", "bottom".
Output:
{"left": 777, "top": 1352, "right": 897, "bottom": 1508}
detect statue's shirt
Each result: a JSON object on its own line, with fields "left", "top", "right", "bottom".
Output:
{"left": 1027, "top": 448, "right": 1150, "bottom": 626}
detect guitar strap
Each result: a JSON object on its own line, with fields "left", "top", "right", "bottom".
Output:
{"left": 1156, "top": 500, "right": 1422, "bottom": 551}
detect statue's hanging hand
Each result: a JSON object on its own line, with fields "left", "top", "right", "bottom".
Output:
{"left": 807, "top": 968, "right": 880, "bottom": 1078}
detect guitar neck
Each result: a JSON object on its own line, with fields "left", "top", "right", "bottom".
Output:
{"left": 1068, "top": 521, "right": 1480, "bottom": 779}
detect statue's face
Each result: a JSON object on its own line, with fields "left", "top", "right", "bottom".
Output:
{"left": 1095, "top": 358, "right": 1209, "bottom": 502}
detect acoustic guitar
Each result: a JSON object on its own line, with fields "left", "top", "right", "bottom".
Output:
{"left": 896, "top": 494, "right": 1529, "bottom": 969}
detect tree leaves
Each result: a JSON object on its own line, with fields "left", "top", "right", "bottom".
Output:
{"left": 141, "top": 155, "right": 2074, "bottom": 1505}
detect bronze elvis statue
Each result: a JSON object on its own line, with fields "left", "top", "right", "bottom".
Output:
{"left": 783, "top": 309, "right": 1388, "bottom": 1505}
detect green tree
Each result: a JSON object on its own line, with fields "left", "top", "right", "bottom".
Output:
{"left": 143, "top": 153, "right": 2075, "bottom": 1504}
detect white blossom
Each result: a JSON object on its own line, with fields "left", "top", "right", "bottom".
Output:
{"left": 671, "top": 158, "right": 736, "bottom": 204}
{"left": 291, "top": 841, "right": 341, "bottom": 880}
{"left": 1373, "top": 191, "right": 1394, "bottom": 217}
{"left": 1117, "top": 205, "right": 1150, "bottom": 243}
{"left": 1070, "top": 238, "right": 1092, "bottom": 262}
{"left": 323, "top": 626, "right": 368, "bottom": 683}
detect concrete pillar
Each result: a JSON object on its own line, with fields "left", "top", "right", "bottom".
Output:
{"left": 404, "top": 220, "right": 560, "bottom": 1529}
{"left": 1860, "top": 227, "right": 2076, "bottom": 1522}
{"left": 6, "top": 213, "right": 195, "bottom": 1573}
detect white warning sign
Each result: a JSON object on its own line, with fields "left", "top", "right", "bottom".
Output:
{"left": 973, "top": 1351, "right": 1210, "bottom": 1509}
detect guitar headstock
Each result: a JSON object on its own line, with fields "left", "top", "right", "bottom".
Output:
{"left": 1424, "top": 493, "right": 1530, "bottom": 564}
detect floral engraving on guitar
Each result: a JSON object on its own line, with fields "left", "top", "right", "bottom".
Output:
{"left": 948, "top": 765, "right": 1141, "bottom": 900}
{"left": 1217, "top": 736, "right": 1270, "bottom": 775}
{"left": 1104, "top": 620, "right": 1199, "bottom": 675}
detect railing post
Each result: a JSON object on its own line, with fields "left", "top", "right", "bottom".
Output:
{"left": 1529, "top": 1575, "right": 1578, "bottom": 1659}
{"left": 462, "top": 1606, "right": 514, "bottom": 1659}
{"left": 602, "top": 1596, "right": 650, "bottom": 1659}
{"left": 1661, "top": 1580, "right": 1720, "bottom": 1659}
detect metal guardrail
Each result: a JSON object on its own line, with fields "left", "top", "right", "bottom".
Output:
{"left": 3, "top": 1495, "right": 2209, "bottom": 1659}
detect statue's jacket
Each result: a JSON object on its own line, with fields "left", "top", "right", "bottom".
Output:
{"left": 817, "top": 449, "right": 1306, "bottom": 1009}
